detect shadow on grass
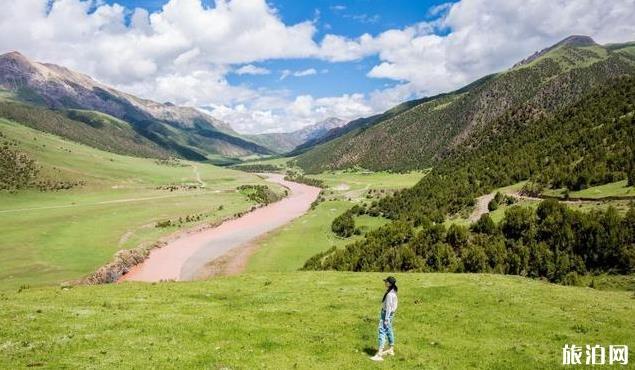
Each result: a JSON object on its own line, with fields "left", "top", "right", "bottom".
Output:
{"left": 362, "top": 346, "right": 376, "bottom": 356}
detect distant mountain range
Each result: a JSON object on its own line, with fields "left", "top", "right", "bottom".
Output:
{"left": 2, "top": 35, "right": 633, "bottom": 169}
{"left": 0, "top": 51, "right": 273, "bottom": 162}
{"left": 246, "top": 117, "right": 347, "bottom": 153}
{"left": 295, "top": 36, "right": 635, "bottom": 172}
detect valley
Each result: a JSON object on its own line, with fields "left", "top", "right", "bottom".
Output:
{"left": 0, "top": 15, "right": 634, "bottom": 369}
{"left": 0, "top": 119, "right": 285, "bottom": 289}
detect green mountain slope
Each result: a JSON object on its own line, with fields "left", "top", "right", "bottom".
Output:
{"left": 303, "top": 74, "right": 635, "bottom": 277}
{"left": 0, "top": 52, "right": 272, "bottom": 161}
{"left": 0, "top": 118, "right": 281, "bottom": 287}
{"left": 0, "top": 100, "right": 171, "bottom": 159}
{"left": 296, "top": 36, "right": 635, "bottom": 173}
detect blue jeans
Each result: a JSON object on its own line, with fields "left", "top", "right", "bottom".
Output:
{"left": 378, "top": 309, "right": 395, "bottom": 349}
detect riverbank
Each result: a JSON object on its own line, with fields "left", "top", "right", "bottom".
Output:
{"left": 120, "top": 173, "right": 321, "bottom": 282}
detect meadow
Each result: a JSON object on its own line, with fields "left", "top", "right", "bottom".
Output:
{"left": 1, "top": 272, "right": 633, "bottom": 369}
{"left": 246, "top": 169, "right": 424, "bottom": 272}
{"left": 445, "top": 180, "right": 635, "bottom": 227}
{"left": 247, "top": 200, "right": 388, "bottom": 273}
{"left": 543, "top": 180, "right": 635, "bottom": 199}
{"left": 307, "top": 169, "right": 427, "bottom": 201}
{"left": 0, "top": 119, "right": 282, "bottom": 289}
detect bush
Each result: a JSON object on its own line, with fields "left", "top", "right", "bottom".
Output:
{"left": 471, "top": 214, "right": 497, "bottom": 235}
{"left": 0, "top": 137, "right": 40, "bottom": 192}
{"left": 461, "top": 244, "right": 488, "bottom": 273}
{"left": 446, "top": 224, "right": 469, "bottom": 249}
{"left": 331, "top": 211, "right": 355, "bottom": 238}
{"left": 501, "top": 206, "right": 535, "bottom": 241}
{"left": 237, "top": 185, "right": 280, "bottom": 205}
{"left": 423, "top": 243, "right": 459, "bottom": 272}
{"left": 487, "top": 198, "right": 499, "bottom": 211}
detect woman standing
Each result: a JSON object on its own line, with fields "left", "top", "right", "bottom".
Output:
{"left": 370, "top": 276, "right": 398, "bottom": 361}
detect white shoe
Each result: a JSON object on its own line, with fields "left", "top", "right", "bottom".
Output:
{"left": 382, "top": 347, "right": 395, "bottom": 356}
{"left": 370, "top": 353, "right": 384, "bottom": 362}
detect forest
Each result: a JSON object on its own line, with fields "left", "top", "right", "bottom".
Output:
{"left": 380, "top": 76, "right": 634, "bottom": 223}
{"left": 0, "top": 130, "right": 39, "bottom": 192}
{"left": 304, "top": 76, "right": 635, "bottom": 282}
{"left": 305, "top": 200, "right": 635, "bottom": 283}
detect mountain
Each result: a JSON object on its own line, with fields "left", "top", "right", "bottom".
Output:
{"left": 246, "top": 117, "right": 346, "bottom": 153}
{"left": 295, "top": 36, "right": 635, "bottom": 173}
{"left": 0, "top": 51, "right": 272, "bottom": 161}
{"left": 304, "top": 67, "right": 635, "bottom": 279}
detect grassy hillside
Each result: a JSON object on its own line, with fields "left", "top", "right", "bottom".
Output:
{"left": 0, "top": 119, "right": 282, "bottom": 289}
{"left": 1, "top": 272, "right": 633, "bottom": 369}
{"left": 296, "top": 38, "right": 635, "bottom": 173}
{"left": 544, "top": 180, "right": 635, "bottom": 199}
{"left": 0, "top": 99, "right": 170, "bottom": 159}
{"left": 247, "top": 170, "right": 423, "bottom": 273}
{"left": 247, "top": 201, "right": 388, "bottom": 273}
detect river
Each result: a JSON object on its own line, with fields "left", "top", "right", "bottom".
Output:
{"left": 120, "top": 173, "right": 321, "bottom": 282}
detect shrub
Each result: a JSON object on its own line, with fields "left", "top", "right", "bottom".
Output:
{"left": 461, "top": 244, "right": 488, "bottom": 273}
{"left": 471, "top": 214, "right": 497, "bottom": 235}
{"left": 331, "top": 211, "right": 355, "bottom": 238}
{"left": 446, "top": 224, "right": 469, "bottom": 249}
{"left": 487, "top": 198, "right": 499, "bottom": 211}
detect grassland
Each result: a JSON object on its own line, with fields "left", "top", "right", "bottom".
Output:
{"left": 247, "top": 201, "right": 388, "bottom": 273}
{"left": 308, "top": 169, "right": 427, "bottom": 201}
{"left": 543, "top": 180, "right": 635, "bottom": 199}
{"left": 246, "top": 170, "right": 424, "bottom": 272}
{"left": 0, "top": 119, "right": 282, "bottom": 289}
{"left": 445, "top": 181, "right": 634, "bottom": 227}
{"left": 238, "top": 155, "right": 296, "bottom": 169}
{"left": 1, "top": 272, "right": 633, "bottom": 369}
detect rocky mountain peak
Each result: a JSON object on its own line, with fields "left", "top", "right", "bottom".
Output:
{"left": 512, "top": 35, "right": 597, "bottom": 68}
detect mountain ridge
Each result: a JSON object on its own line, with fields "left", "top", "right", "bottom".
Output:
{"left": 0, "top": 51, "right": 272, "bottom": 161}
{"left": 245, "top": 117, "right": 347, "bottom": 153}
{"left": 295, "top": 36, "right": 635, "bottom": 173}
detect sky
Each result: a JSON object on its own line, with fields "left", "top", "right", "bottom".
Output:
{"left": 1, "top": 0, "right": 634, "bottom": 134}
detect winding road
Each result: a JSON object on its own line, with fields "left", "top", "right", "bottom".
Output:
{"left": 120, "top": 173, "right": 321, "bottom": 282}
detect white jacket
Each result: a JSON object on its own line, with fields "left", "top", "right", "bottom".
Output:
{"left": 382, "top": 290, "right": 398, "bottom": 317}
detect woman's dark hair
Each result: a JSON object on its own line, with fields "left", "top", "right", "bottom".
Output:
{"left": 382, "top": 281, "right": 398, "bottom": 302}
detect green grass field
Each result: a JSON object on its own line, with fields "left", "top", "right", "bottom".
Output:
{"left": 247, "top": 200, "right": 388, "bottom": 273}
{"left": 247, "top": 170, "right": 423, "bottom": 273}
{"left": 543, "top": 180, "right": 635, "bottom": 199}
{"left": 1, "top": 272, "right": 633, "bottom": 369}
{"left": 309, "top": 169, "right": 426, "bottom": 201}
{"left": 0, "top": 119, "right": 282, "bottom": 289}
{"left": 446, "top": 181, "right": 634, "bottom": 228}
{"left": 241, "top": 155, "right": 297, "bottom": 168}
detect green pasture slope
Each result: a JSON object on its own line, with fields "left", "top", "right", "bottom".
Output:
{"left": 1, "top": 272, "right": 633, "bottom": 369}
{"left": 445, "top": 181, "right": 635, "bottom": 227}
{"left": 0, "top": 119, "right": 282, "bottom": 289}
{"left": 247, "top": 170, "right": 424, "bottom": 272}
{"left": 247, "top": 200, "right": 388, "bottom": 272}
{"left": 543, "top": 180, "right": 635, "bottom": 199}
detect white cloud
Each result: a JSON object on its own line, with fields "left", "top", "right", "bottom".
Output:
{"left": 1, "top": 0, "right": 634, "bottom": 134}
{"left": 205, "top": 92, "right": 375, "bottom": 134}
{"left": 280, "top": 68, "right": 317, "bottom": 80}
{"left": 0, "top": 0, "right": 321, "bottom": 85}
{"left": 293, "top": 68, "right": 317, "bottom": 77}
{"left": 327, "top": 0, "right": 635, "bottom": 95}
{"left": 234, "top": 64, "right": 270, "bottom": 75}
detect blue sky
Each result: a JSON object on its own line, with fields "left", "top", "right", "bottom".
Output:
{"left": 3, "top": 0, "right": 634, "bottom": 133}
{"left": 102, "top": 0, "right": 449, "bottom": 100}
